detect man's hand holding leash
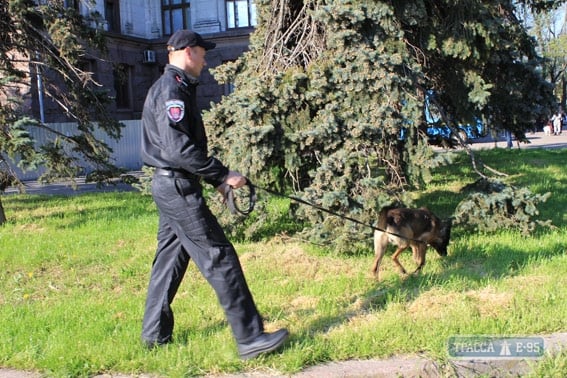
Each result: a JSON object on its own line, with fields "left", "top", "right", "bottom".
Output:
{"left": 217, "top": 170, "right": 246, "bottom": 200}
{"left": 218, "top": 171, "right": 257, "bottom": 216}
{"left": 225, "top": 170, "right": 247, "bottom": 189}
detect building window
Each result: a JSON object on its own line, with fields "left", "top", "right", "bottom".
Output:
{"left": 226, "top": 0, "right": 256, "bottom": 29}
{"left": 105, "top": 0, "right": 121, "bottom": 32}
{"left": 66, "top": 0, "right": 80, "bottom": 11}
{"left": 114, "top": 64, "right": 132, "bottom": 110}
{"left": 162, "top": 0, "right": 191, "bottom": 36}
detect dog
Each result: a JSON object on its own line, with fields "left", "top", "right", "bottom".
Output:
{"left": 371, "top": 206, "right": 452, "bottom": 280}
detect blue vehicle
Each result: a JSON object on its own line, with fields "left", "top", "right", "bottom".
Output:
{"left": 397, "top": 91, "right": 487, "bottom": 145}
{"left": 423, "top": 90, "right": 487, "bottom": 144}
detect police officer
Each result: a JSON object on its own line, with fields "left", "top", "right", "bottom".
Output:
{"left": 140, "top": 29, "right": 288, "bottom": 359}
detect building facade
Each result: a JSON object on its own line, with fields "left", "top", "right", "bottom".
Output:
{"left": 34, "top": 0, "right": 256, "bottom": 122}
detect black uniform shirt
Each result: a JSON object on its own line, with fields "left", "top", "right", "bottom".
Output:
{"left": 141, "top": 64, "right": 228, "bottom": 188}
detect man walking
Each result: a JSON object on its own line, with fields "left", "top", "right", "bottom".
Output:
{"left": 140, "top": 29, "right": 288, "bottom": 359}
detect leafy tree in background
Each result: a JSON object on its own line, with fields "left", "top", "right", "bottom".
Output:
{"left": 0, "top": 0, "right": 122, "bottom": 224}
{"left": 522, "top": 2, "right": 567, "bottom": 110}
{"left": 207, "top": 0, "right": 561, "bottom": 252}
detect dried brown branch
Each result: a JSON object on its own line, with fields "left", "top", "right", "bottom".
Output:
{"left": 257, "top": 0, "right": 326, "bottom": 74}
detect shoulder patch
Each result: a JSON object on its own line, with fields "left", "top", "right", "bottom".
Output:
{"left": 166, "top": 100, "right": 185, "bottom": 123}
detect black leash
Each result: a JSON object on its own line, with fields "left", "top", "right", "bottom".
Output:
{"left": 254, "top": 184, "right": 381, "bottom": 232}
{"left": 223, "top": 180, "right": 257, "bottom": 216}
{"left": 223, "top": 179, "right": 428, "bottom": 244}
{"left": 223, "top": 179, "right": 378, "bottom": 231}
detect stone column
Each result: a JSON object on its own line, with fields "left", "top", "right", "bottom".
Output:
{"left": 192, "top": 0, "right": 221, "bottom": 34}
{"left": 146, "top": 0, "right": 161, "bottom": 38}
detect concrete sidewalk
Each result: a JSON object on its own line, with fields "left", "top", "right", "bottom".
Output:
{"left": 467, "top": 130, "right": 567, "bottom": 150}
{"left": 2, "top": 332, "right": 567, "bottom": 378}
{"left": 3, "top": 173, "right": 142, "bottom": 196}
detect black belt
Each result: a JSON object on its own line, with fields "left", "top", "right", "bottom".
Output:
{"left": 154, "top": 168, "right": 197, "bottom": 179}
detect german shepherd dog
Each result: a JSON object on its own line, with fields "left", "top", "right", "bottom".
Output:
{"left": 371, "top": 207, "right": 452, "bottom": 280}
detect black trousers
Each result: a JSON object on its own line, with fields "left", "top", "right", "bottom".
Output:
{"left": 141, "top": 175, "right": 264, "bottom": 345}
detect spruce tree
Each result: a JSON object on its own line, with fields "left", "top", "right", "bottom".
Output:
{"left": 206, "top": 0, "right": 561, "bottom": 251}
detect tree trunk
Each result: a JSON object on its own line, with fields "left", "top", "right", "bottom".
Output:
{"left": 0, "top": 197, "right": 6, "bottom": 225}
{"left": 562, "top": 73, "right": 567, "bottom": 111}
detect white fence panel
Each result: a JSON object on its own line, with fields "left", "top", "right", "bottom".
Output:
{"left": 7, "top": 120, "right": 143, "bottom": 181}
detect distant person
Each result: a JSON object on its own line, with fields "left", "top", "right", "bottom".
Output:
{"left": 543, "top": 119, "right": 552, "bottom": 136}
{"left": 139, "top": 29, "right": 288, "bottom": 359}
{"left": 505, "top": 130, "right": 513, "bottom": 148}
{"left": 551, "top": 111, "right": 562, "bottom": 135}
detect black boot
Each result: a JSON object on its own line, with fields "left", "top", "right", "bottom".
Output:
{"left": 237, "top": 329, "right": 289, "bottom": 360}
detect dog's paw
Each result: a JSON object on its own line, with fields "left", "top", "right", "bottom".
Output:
{"left": 409, "top": 267, "right": 424, "bottom": 279}
{"left": 370, "top": 271, "right": 382, "bottom": 281}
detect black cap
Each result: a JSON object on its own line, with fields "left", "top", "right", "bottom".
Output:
{"left": 167, "top": 30, "right": 216, "bottom": 51}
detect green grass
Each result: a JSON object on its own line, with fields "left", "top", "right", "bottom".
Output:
{"left": 1, "top": 148, "right": 567, "bottom": 377}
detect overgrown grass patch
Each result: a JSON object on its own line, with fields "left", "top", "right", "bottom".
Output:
{"left": 1, "top": 149, "right": 566, "bottom": 376}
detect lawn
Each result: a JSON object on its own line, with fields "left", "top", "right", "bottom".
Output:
{"left": 0, "top": 148, "right": 566, "bottom": 377}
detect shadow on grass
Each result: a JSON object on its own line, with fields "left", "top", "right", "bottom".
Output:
{"left": 416, "top": 188, "right": 467, "bottom": 219}
{"left": 422, "top": 149, "right": 567, "bottom": 228}
{"left": 175, "top": 320, "right": 228, "bottom": 345}
{"left": 296, "top": 236, "right": 566, "bottom": 340}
